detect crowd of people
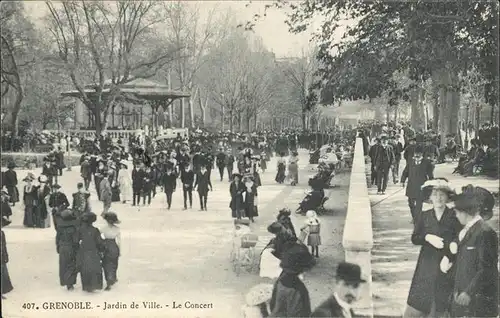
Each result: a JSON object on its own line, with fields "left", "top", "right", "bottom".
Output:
{"left": 1, "top": 121, "right": 497, "bottom": 318}
{"left": 0, "top": 127, "right": 355, "bottom": 301}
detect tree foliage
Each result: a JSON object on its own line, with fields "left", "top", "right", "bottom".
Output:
{"left": 244, "top": 1, "right": 498, "bottom": 107}
{"left": 1, "top": 1, "right": 37, "bottom": 133}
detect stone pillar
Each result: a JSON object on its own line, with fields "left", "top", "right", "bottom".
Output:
{"left": 342, "top": 137, "right": 374, "bottom": 317}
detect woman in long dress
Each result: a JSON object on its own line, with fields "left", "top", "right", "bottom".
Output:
{"left": 229, "top": 173, "right": 245, "bottom": 220}
{"left": 259, "top": 221, "right": 297, "bottom": 279}
{"left": 243, "top": 176, "right": 258, "bottom": 223}
{"left": 34, "top": 175, "right": 51, "bottom": 228}
{"left": 117, "top": 161, "right": 132, "bottom": 204}
{"left": 101, "top": 212, "right": 121, "bottom": 291}
{"left": 22, "top": 173, "right": 37, "bottom": 227}
{"left": 1, "top": 217, "right": 13, "bottom": 299}
{"left": 288, "top": 151, "right": 299, "bottom": 186}
{"left": 77, "top": 212, "right": 104, "bottom": 292}
{"left": 55, "top": 209, "right": 79, "bottom": 290}
{"left": 275, "top": 153, "right": 286, "bottom": 184}
{"left": 404, "top": 179, "right": 462, "bottom": 317}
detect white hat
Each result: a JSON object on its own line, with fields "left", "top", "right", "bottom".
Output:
{"left": 245, "top": 283, "right": 273, "bottom": 306}
{"left": 306, "top": 210, "right": 317, "bottom": 218}
{"left": 38, "top": 175, "right": 48, "bottom": 183}
{"left": 119, "top": 160, "right": 128, "bottom": 167}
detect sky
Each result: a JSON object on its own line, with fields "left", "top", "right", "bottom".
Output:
{"left": 23, "top": 0, "right": 325, "bottom": 58}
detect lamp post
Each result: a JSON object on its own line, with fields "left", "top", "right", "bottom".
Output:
{"left": 64, "top": 117, "right": 74, "bottom": 171}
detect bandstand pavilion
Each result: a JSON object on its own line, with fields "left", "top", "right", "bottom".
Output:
{"left": 60, "top": 78, "right": 190, "bottom": 139}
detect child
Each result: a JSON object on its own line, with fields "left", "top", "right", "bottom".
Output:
{"left": 301, "top": 210, "right": 321, "bottom": 258}
{"left": 101, "top": 212, "right": 121, "bottom": 291}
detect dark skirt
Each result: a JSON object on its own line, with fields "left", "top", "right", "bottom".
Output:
{"left": 275, "top": 164, "right": 286, "bottom": 183}
{"left": 7, "top": 187, "right": 19, "bottom": 203}
{"left": 111, "top": 187, "right": 121, "bottom": 202}
{"left": 245, "top": 205, "right": 259, "bottom": 218}
{"left": 77, "top": 250, "right": 103, "bottom": 292}
{"left": 1, "top": 263, "right": 13, "bottom": 294}
{"left": 260, "top": 160, "right": 267, "bottom": 170}
{"left": 23, "top": 205, "right": 35, "bottom": 227}
{"left": 102, "top": 239, "right": 119, "bottom": 285}
{"left": 59, "top": 244, "right": 78, "bottom": 286}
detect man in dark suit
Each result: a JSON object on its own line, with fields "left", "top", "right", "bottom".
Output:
{"left": 311, "top": 262, "right": 365, "bottom": 317}
{"left": 450, "top": 190, "right": 498, "bottom": 318}
{"left": 161, "top": 163, "right": 177, "bottom": 210}
{"left": 401, "top": 146, "right": 434, "bottom": 222}
{"left": 373, "top": 135, "right": 394, "bottom": 195}
{"left": 180, "top": 164, "right": 195, "bottom": 210}
{"left": 216, "top": 148, "right": 227, "bottom": 181}
{"left": 131, "top": 162, "right": 144, "bottom": 206}
{"left": 389, "top": 135, "right": 404, "bottom": 184}
{"left": 368, "top": 137, "right": 381, "bottom": 187}
{"left": 194, "top": 164, "right": 212, "bottom": 211}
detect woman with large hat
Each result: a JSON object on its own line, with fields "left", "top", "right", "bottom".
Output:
{"left": 54, "top": 209, "right": 79, "bottom": 290}
{"left": 100, "top": 212, "right": 121, "bottom": 290}
{"left": 288, "top": 151, "right": 300, "bottom": 186}
{"left": 243, "top": 175, "right": 258, "bottom": 223}
{"left": 275, "top": 152, "right": 287, "bottom": 184}
{"left": 117, "top": 160, "right": 132, "bottom": 204}
{"left": 447, "top": 185, "right": 498, "bottom": 318}
{"left": 405, "top": 178, "right": 462, "bottom": 317}
{"left": 229, "top": 173, "right": 245, "bottom": 220}
{"left": 33, "top": 175, "right": 52, "bottom": 228}
{"left": 22, "top": 173, "right": 37, "bottom": 227}
{"left": 1, "top": 216, "right": 14, "bottom": 299}
{"left": 269, "top": 243, "right": 314, "bottom": 317}
{"left": 77, "top": 212, "right": 104, "bottom": 292}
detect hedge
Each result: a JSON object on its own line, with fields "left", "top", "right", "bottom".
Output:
{"left": 2, "top": 153, "right": 82, "bottom": 169}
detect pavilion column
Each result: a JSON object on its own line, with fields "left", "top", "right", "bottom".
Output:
{"left": 121, "top": 104, "right": 125, "bottom": 128}
{"left": 111, "top": 104, "right": 116, "bottom": 128}
{"left": 140, "top": 108, "right": 143, "bottom": 128}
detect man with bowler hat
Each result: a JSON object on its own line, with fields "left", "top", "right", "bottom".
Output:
{"left": 373, "top": 134, "right": 394, "bottom": 195}
{"left": 311, "top": 262, "right": 365, "bottom": 317}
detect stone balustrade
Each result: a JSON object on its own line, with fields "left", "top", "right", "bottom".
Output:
{"left": 342, "top": 136, "right": 374, "bottom": 317}
{"left": 43, "top": 129, "right": 143, "bottom": 139}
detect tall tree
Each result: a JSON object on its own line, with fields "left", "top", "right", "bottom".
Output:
{"left": 279, "top": 47, "right": 319, "bottom": 130}
{"left": 245, "top": 0, "right": 498, "bottom": 139}
{"left": 162, "top": 1, "right": 222, "bottom": 129}
{"left": 1, "top": 1, "right": 37, "bottom": 135}
{"left": 45, "top": 1, "right": 182, "bottom": 134}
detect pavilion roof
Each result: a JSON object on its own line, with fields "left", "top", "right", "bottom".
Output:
{"left": 61, "top": 77, "right": 190, "bottom": 101}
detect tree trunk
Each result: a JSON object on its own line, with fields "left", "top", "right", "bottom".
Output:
{"left": 438, "top": 85, "right": 449, "bottom": 147}
{"left": 301, "top": 109, "right": 307, "bottom": 131}
{"left": 475, "top": 103, "right": 481, "bottom": 137}
{"left": 253, "top": 113, "right": 258, "bottom": 131}
{"left": 411, "top": 87, "right": 426, "bottom": 132}
{"left": 490, "top": 103, "right": 495, "bottom": 123}
{"left": 464, "top": 102, "right": 470, "bottom": 150}
{"left": 188, "top": 96, "right": 195, "bottom": 128}
{"left": 180, "top": 98, "right": 185, "bottom": 128}
{"left": 237, "top": 113, "right": 242, "bottom": 132}
{"left": 166, "top": 71, "right": 173, "bottom": 128}
{"left": 197, "top": 90, "right": 206, "bottom": 127}
{"left": 448, "top": 88, "right": 460, "bottom": 137}
{"left": 221, "top": 105, "right": 225, "bottom": 131}
{"left": 229, "top": 108, "right": 233, "bottom": 132}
